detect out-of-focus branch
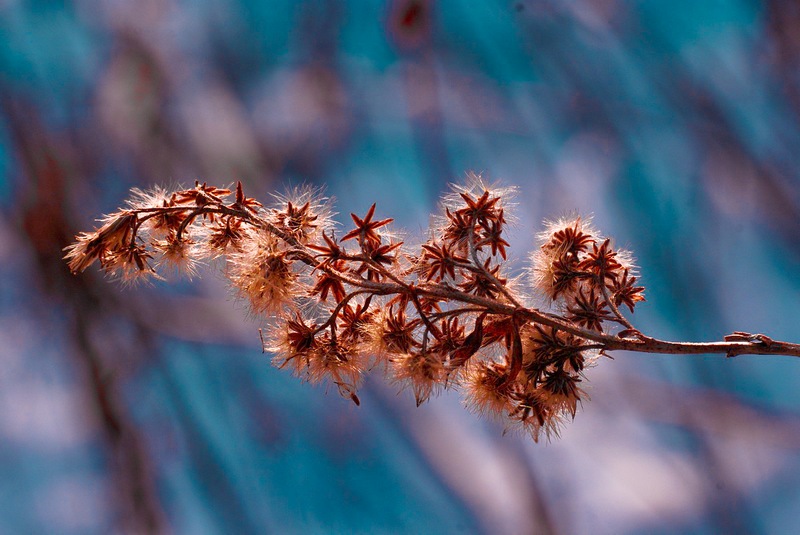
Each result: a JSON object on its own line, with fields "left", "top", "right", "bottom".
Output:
{"left": 5, "top": 96, "right": 168, "bottom": 534}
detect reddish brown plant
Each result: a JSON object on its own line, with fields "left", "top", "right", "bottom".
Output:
{"left": 65, "top": 173, "right": 800, "bottom": 441}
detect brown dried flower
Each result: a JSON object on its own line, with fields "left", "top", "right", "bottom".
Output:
{"left": 64, "top": 176, "right": 800, "bottom": 441}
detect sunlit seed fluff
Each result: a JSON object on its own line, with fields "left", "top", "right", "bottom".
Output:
{"left": 229, "top": 233, "right": 301, "bottom": 316}
{"left": 507, "top": 386, "right": 565, "bottom": 442}
{"left": 537, "top": 216, "right": 598, "bottom": 253}
{"left": 154, "top": 234, "right": 201, "bottom": 279}
{"left": 127, "top": 186, "right": 171, "bottom": 211}
{"left": 267, "top": 320, "right": 316, "bottom": 377}
{"left": 463, "top": 360, "right": 514, "bottom": 418}
{"left": 539, "top": 370, "right": 585, "bottom": 419}
{"left": 529, "top": 216, "right": 598, "bottom": 300}
{"left": 62, "top": 176, "right": 666, "bottom": 440}
{"left": 205, "top": 218, "right": 247, "bottom": 257}
{"left": 127, "top": 187, "right": 187, "bottom": 237}
{"left": 363, "top": 309, "right": 418, "bottom": 363}
{"left": 64, "top": 233, "right": 101, "bottom": 273}
{"left": 361, "top": 313, "right": 390, "bottom": 361}
{"left": 335, "top": 301, "right": 376, "bottom": 347}
{"left": 390, "top": 350, "right": 445, "bottom": 406}
{"left": 529, "top": 252, "right": 555, "bottom": 301}
{"left": 306, "top": 336, "right": 364, "bottom": 390}
{"left": 613, "top": 247, "right": 637, "bottom": 272}
{"left": 439, "top": 171, "right": 517, "bottom": 215}
{"left": 92, "top": 212, "right": 138, "bottom": 251}
{"left": 101, "top": 244, "right": 161, "bottom": 285}
{"left": 269, "top": 186, "right": 335, "bottom": 243}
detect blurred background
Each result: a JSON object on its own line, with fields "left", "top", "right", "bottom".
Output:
{"left": 2, "top": 0, "right": 800, "bottom": 533}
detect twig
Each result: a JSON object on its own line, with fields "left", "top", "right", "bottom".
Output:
{"left": 64, "top": 177, "right": 800, "bottom": 441}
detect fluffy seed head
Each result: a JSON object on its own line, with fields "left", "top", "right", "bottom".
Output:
{"left": 530, "top": 217, "right": 598, "bottom": 301}
{"left": 463, "top": 360, "right": 513, "bottom": 418}
{"left": 64, "top": 176, "right": 651, "bottom": 440}
{"left": 307, "top": 335, "right": 364, "bottom": 394}
{"left": 270, "top": 186, "right": 334, "bottom": 243}
{"left": 154, "top": 234, "right": 201, "bottom": 279}
{"left": 390, "top": 350, "right": 445, "bottom": 406}
{"left": 229, "top": 233, "right": 302, "bottom": 316}
{"left": 506, "top": 387, "right": 562, "bottom": 442}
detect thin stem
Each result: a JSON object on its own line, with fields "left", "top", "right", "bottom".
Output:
{"left": 118, "top": 199, "right": 800, "bottom": 361}
{"left": 466, "top": 226, "right": 522, "bottom": 308}
{"left": 428, "top": 307, "right": 487, "bottom": 320}
{"left": 601, "top": 336, "right": 800, "bottom": 358}
{"left": 312, "top": 290, "right": 371, "bottom": 335}
{"left": 597, "top": 276, "right": 636, "bottom": 331}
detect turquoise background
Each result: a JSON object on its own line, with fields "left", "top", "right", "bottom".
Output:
{"left": 2, "top": 1, "right": 800, "bottom": 533}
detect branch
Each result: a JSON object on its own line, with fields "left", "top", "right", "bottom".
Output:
{"left": 64, "top": 175, "right": 800, "bottom": 441}
{"left": 603, "top": 332, "right": 800, "bottom": 358}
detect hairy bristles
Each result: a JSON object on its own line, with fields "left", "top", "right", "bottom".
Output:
{"left": 69, "top": 175, "right": 744, "bottom": 443}
{"left": 228, "top": 233, "right": 303, "bottom": 316}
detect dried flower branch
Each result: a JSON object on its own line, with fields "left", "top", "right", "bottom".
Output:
{"left": 65, "top": 174, "right": 800, "bottom": 441}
